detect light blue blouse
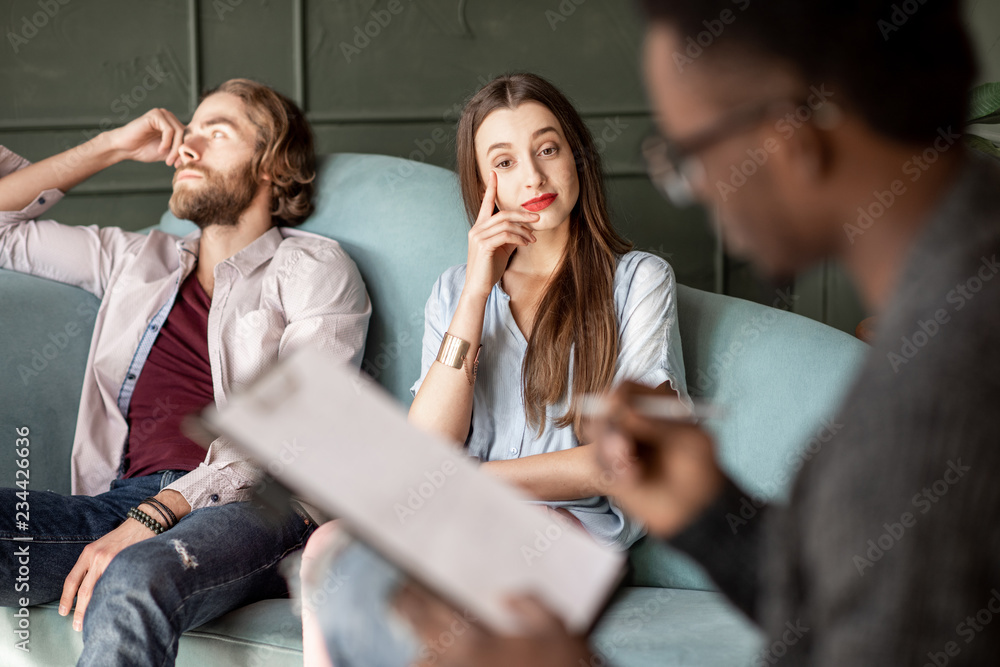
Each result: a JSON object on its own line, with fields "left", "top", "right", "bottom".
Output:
{"left": 410, "top": 251, "right": 690, "bottom": 549}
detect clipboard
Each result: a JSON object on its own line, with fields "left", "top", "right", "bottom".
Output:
{"left": 194, "top": 344, "right": 626, "bottom": 635}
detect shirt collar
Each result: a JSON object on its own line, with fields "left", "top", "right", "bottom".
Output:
{"left": 175, "top": 225, "right": 284, "bottom": 276}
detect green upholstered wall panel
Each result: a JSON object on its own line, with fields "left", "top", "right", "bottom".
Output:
{"left": 2, "top": 0, "right": 998, "bottom": 333}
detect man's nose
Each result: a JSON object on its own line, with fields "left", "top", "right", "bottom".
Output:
{"left": 176, "top": 137, "right": 200, "bottom": 164}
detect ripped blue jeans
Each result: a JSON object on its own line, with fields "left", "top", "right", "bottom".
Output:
{"left": 0, "top": 469, "right": 315, "bottom": 667}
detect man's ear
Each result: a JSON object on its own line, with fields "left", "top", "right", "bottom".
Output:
{"left": 802, "top": 122, "right": 836, "bottom": 181}
{"left": 769, "top": 120, "right": 832, "bottom": 188}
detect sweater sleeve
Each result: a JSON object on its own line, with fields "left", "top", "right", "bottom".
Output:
{"left": 665, "top": 476, "right": 767, "bottom": 622}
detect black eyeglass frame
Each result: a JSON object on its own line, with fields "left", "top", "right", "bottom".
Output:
{"left": 643, "top": 98, "right": 810, "bottom": 206}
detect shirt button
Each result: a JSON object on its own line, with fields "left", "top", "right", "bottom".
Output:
{"left": 150, "top": 324, "right": 158, "bottom": 331}
{"left": 210, "top": 494, "right": 219, "bottom": 502}
{"left": 127, "top": 373, "right": 136, "bottom": 380}
{"left": 510, "top": 447, "right": 517, "bottom": 455}
{"left": 38, "top": 197, "right": 46, "bottom": 205}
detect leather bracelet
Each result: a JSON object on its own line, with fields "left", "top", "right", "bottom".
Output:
{"left": 142, "top": 496, "right": 178, "bottom": 529}
{"left": 127, "top": 507, "right": 166, "bottom": 535}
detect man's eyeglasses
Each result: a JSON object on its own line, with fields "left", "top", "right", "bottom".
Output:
{"left": 643, "top": 98, "right": 840, "bottom": 207}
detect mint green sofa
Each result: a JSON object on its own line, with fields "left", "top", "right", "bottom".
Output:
{"left": 0, "top": 153, "right": 868, "bottom": 666}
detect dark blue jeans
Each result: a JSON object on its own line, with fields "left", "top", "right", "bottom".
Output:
{"left": 0, "top": 470, "right": 315, "bottom": 667}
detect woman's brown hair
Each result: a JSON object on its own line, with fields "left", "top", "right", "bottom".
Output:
{"left": 456, "top": 72, "right": 633, "bottom": 439}
{"left": 206, "top": 79, "right": 316, "bottom": 227}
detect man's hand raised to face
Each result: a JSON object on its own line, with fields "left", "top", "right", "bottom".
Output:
{"left": 0, "top": 107, "right": 188, "bottom": 213}
{"left": 594, "top": 381, "right": 728, "bottom": 539}
{"left": 106, "top": 107, "right": 188, "bottom": 167}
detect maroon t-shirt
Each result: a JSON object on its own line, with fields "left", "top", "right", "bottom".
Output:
{"left": 123, "top": 272, "right": 215, "bottom": 478}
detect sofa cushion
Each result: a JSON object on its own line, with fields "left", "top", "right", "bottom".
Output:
{"left": 591, "top": 586, "right": 763, "bottom": 666}
{"left": 0, "top": 600, "right": 303, "bottom": 667}
{"left": 1, "top": 588, "right": 759, "bottom": 667}
{"left": 0, "top": 269, "right": 99, "bottom": 495}
{"left": 625, "top": 285, "right": 868, "bottom": 590}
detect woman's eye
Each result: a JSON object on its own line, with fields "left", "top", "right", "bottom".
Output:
{"left": 496, "top": 159, "right": 512, "bottom": 169}
{"left": 540, "top": 146, "right": 557, "bottom": 156}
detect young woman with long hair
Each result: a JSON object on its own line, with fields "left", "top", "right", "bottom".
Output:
{"left": 300, "top": 72, "right": 690, "bottom": 667}
{"left": 408, "top": 72, "right": 690, "bottom": 548}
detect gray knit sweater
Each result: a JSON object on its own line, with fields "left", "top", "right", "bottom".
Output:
{"left": 669, "top": 151, "right": 1000, "bottom": 666}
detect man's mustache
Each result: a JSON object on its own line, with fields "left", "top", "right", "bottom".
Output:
{"left": 172, "top": 165, "right": 214, "bottom": 183}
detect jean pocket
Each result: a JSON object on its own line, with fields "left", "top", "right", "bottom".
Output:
{"left": 157, "top": 469, "right": 189, "bottom": 489}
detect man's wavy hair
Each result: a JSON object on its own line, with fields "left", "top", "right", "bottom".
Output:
{"left": 205, "top": 79, "right": 316, "bottom": 227}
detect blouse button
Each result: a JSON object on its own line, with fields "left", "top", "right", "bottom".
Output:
{"left": 210, "top": 494, "right": 220, "bottom": 502}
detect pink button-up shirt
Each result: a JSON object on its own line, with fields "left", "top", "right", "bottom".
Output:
{"left": 0, "top": 146, "right": 371, "bottom": 510}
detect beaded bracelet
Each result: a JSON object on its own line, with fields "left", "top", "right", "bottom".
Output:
{"left": 141, "top": 502, "right": 170, "bottom": 528}
{"left": 127, "top": 507, "right": 166, "bottom": 535}
{"left": 141, "top": 496, "right": 177, "bottom": 529}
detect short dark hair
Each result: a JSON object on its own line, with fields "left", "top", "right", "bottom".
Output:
{"left": 638, "top": 0, "right": 978, "bottom": 145}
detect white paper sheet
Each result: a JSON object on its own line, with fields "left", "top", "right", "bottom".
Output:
{"left": 203, "top": 345, "right": 625, "bottom": 634}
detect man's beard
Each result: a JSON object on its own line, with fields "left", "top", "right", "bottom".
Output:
{"left": 168, "top": 159, "right": 260, "bottom": 229}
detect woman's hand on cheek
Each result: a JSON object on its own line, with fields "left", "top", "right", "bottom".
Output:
{"left": 464, "top": 170, "right": 539, "bottom": 300}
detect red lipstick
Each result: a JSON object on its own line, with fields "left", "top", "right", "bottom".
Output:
{"left": 522, "top": 193, "right": 557, "bottom": 212}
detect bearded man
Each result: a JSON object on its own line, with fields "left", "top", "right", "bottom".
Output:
{"left": 0, "top": 78, "right": 370, "bottom": 667}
